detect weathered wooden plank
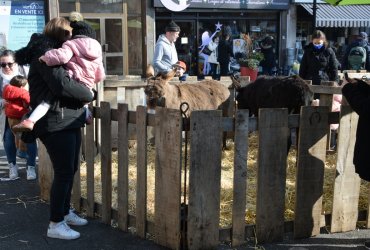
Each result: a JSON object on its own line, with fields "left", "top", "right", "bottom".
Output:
{"left": 37, "top": 140, "right": 53, "bottom": 201}
{"left": 294, "top": 106, "right": 329, "bottom": 238}
{"left": 117, "top": 103, "right": 129, "bottom": 231}
{"left": 188, "top": 110, "right": 223, "bottom": 250}
{"left": 100, "top": 102, "right": 112, "bottom": 224}
{"left": 231, "top": 110, "right": 249, "bottom": 247}
{"left": 85, "top": 108, "right": 95, "bottom": 217}
{"left": 136, "top": 106, "right": 148, "bottom": 237}
{"left": 331, "top": 106, "right": 360, "bottom": 232}
{"left": 309, "top": 85, "right": 342, "bottom": 95}
{"left": 154, "top": 107, "right": 182, "bottom": 250}
{"left": 256, "top": 108, "right": 288, "bottom": 243}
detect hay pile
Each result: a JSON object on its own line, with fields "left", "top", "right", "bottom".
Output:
{"left": 80, "top": 133, "right": 369, "bottom": 228}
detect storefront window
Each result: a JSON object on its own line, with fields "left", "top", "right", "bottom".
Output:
{"left": 79, "top": 0, "right": 123, "bottom": 13}
{"left": 127, "top": 16, "right": 142, "bottom": 74}
{"left": 58, "top": 0, "right": 76, "bottom": 13}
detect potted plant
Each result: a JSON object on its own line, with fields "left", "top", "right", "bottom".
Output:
{"left": 238, "top": 51, "right": 264, "bottom": 80}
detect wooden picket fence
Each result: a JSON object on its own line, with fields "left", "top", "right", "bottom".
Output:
{"left": 37, "top": 79, "right": 370, "bottom": 250}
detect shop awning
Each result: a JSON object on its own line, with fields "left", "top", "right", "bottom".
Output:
{"left": 300, "top": 3, "right": 370, "bottom": 27}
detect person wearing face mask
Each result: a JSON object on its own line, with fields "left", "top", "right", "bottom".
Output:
{"left": 0, "top": 50, "right": 38, "bottom": 180}
{"left": 299, "top": 30, "right": 339, "bottom": 98}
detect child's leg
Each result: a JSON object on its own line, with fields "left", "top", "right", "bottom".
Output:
{"left": 12, "top": 101, "right": 50, "bottom": 132}
{"left": 28, "top": 101, "right": 51, "bottom": 123}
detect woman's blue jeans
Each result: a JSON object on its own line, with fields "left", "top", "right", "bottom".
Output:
{"left": 3, "top": 120, "right": 37, "bottom": 166}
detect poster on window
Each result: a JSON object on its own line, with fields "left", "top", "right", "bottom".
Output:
{"left": 0, "top": 1, "right": 45, "bottom": 51}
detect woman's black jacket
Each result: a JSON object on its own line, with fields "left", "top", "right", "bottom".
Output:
{"left": 15, "top": 33, "right": 94, "bottom": 138}
{"left": 299, "top": 43, "right": 339, "bottom": 85}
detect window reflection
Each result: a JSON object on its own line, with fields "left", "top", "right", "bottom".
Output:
{"left": 105, "top": 19, "right": 122, "bottom": 53}
{"left": 106, "top": 56, "right": 123, "bottom": 75}
{"left": 127, "top": 17, "right": 142, "bottom": 75}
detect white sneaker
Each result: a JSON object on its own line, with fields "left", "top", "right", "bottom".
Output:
{"left": 47, "top": 221, "right": 80, "bottom": 240}
{"left": 9, "top": 163, "right": 18, "bottom": 179}
{"left": 26, "top": 166, "right": 36, "bottom": 180}
{"left": 64, "top": 209, "right": 88, "bottom": 226}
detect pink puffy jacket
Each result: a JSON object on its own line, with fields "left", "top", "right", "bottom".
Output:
{"left": 40, "top": 37, "right": 105, "bottom": 89}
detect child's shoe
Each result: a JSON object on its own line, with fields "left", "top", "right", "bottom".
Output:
{"left": 9, "top": 163, "right": 18, "bottom": 180}
{"left": 12, "top": 119, "right": 34, "bottom": 132}
{"left": 27, "top": 166, "right": 37, "bottom": 180}
{"left": 85, "top": 109, "right": 93, "bottom": 125}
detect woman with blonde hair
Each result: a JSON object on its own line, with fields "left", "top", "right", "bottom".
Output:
{"left": 16, "top": 17, "right": 94, "bottom": 240}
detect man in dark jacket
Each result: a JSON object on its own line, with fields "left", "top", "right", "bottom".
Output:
{"left": 342, "top": 32, "right": 370, "bottom": 71}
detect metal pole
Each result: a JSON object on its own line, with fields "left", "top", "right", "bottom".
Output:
{"left": 312, "top": 0, "right": 317, "bottom": 31}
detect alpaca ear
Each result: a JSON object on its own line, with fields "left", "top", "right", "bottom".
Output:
{"left": 146, "top": 64, "right": 155, "bottom": 78}
{"left": 162, "top": 68, "right": 177, "bottom": 81}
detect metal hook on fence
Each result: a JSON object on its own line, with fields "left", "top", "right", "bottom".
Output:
{"left": 309, "top": 111, "right": 321, "bottom": 125}
{"left": 179, "top": 102, "right": 189, "bottom": 249}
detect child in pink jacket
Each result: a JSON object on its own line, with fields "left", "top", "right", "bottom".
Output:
{"left": 13, "top": 20, "right": 105, "bottom": 132}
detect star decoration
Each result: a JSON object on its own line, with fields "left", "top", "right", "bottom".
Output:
{"left": 215, "top": 21, "right": 222, "bottom": 31}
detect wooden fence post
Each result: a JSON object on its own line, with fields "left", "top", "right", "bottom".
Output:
{"left": 85, "top": 110, "right": 96, "bottom": 217}
{"left": 187, "top": 110, "right": 223, "bottom": 250}
{"left": 232, "top": 110, "right": 249, "bottom": 247}
{"left": 100, "top": 102, "right": 112, "bottom": 225}
{"left": 331, "top": 106, "right": 360, "bottom": 232}
{"left": 117, "top": 103, "right": 129, "bottom": 231}
{"left": 38, "top": 140, "right": 53, "bottom": 201}
{"left": 154, "top": 107, "right": 182, "bottom": 250}
{"left": 136, "top": 105, "right": 148, "bottom": 237}
{"left": 256, "top": 108, "right": 288, "bottom": 243}
{"left": 294, "top": 106, "right": 329, "bottom": 238}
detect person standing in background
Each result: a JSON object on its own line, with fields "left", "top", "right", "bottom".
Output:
{"left": 341, "top": 32, "right": 370, "bottom": 71}
{"left": 218, "top": 26, "right": 233, "bottom": 76}
{"left": 259, "top": 35, "right": 276, "bottom": 76}
{"left": 207, "top": 35, "right": 220, "bottom": 80}
{"left": 153, "top": 21, "right": 181, "bottom": 75}
{"left": 299, "top": 30, "right": 338, "bottom": 99}
{"left": 0, "top": 50, "right": 37, "bottom": 180}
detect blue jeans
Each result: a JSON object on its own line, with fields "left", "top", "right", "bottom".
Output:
{"left": 3, "top": 120, "right": 37, "bottom": 166}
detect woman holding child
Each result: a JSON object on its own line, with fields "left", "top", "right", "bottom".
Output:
{"left": 15, "top": 17, "right": 95, "bottom": 240}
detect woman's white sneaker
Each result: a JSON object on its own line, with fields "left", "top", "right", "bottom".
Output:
{"left": 47, "top": 221, "right": 80, "bottom": 240}
{"left": 64, "top": 209, "right": 88, "bottom": 226}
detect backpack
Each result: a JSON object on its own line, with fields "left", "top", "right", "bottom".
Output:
{"left": 348, "top": 45, "right": 367, "bottom": 70}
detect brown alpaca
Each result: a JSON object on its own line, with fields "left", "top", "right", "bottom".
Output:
{"left": 145, "top": 65, "right": 230, "bottom": 116}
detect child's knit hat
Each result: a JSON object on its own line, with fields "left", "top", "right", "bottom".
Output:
{"left": 70, "top": 21, "right": 96, "bottom": 40}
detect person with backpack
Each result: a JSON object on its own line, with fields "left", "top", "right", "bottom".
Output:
{"left": 342, "top": 32, "right": 370, "bottom": 71}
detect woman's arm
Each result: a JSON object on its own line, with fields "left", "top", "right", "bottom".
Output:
{"left": 35, "top": 62, "right": 93, "bottom": 103}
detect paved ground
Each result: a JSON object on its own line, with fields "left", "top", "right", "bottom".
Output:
{"left": 1, "top": 141, "right": 370, "bottom": 250}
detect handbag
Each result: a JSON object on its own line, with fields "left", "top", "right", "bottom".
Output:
{"left": 201, "top": 46, "right": 212, "bottom": 56}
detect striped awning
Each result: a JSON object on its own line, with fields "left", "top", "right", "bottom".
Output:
{"left": 300, "top": 4, "right": 370, "bottom": 27}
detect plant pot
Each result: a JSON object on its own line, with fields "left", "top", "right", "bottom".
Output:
{"left": 246, "top": 68, "right": 258, "bottom": 82}
{"left": 240, "top": 66, "right": 248, "bottom": 76}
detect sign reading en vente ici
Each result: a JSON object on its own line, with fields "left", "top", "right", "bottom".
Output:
{"left": 153, "top": 0, "right": 290, "bottom": 11}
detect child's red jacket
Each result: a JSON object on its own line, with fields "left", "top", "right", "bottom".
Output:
{"left": 2, "top": 84, "right": 30, "bottom": 119}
